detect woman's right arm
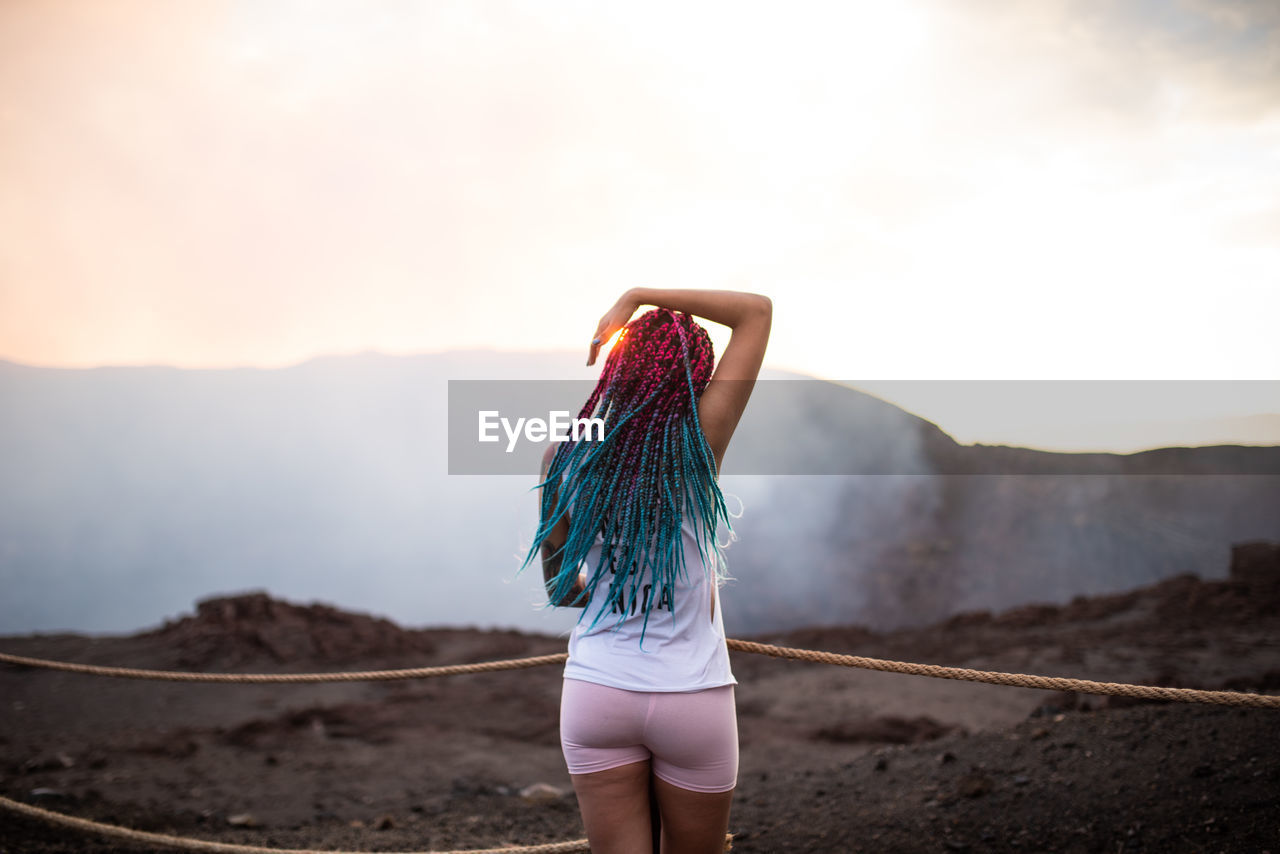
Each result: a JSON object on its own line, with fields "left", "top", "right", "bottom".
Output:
{"left": 588, "top": 287, "right": 772, "bottom": 472}
{"left": 539, "top": 443, "right": 586, "bottom": 607}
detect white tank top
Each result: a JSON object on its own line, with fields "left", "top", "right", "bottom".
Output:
{"left": 563, "top": 510, "right": 737, "bottom": 693}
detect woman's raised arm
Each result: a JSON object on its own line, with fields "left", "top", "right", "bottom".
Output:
{"left": 588, "top": 287, "right": 772, "bottom": 472}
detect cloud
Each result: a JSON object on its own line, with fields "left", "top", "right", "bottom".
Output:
{"left": 930, "top": 0, "right": 1280, "bottom": 129}
{"left": 1, "top": 0, "right": 1276, "bottom": 376}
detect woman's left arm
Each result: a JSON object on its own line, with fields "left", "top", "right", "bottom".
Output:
{"left": 540, "top": 444, "right": 587, "bottom": 607}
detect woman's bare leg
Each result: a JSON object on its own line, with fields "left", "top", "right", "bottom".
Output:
{"left": 570, "top": 759, "right": 653, "bottom": 854}
{"left": 653, "top": 776, "right": 733, "bottom": 854}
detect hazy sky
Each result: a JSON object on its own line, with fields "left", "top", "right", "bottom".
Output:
{"left": 2, "top": 0, "right": 1278, "bottom": 444}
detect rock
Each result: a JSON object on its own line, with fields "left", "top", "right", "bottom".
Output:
{"left": 136, "top": 591, "right": 440, "bottom": 667}
{"left": 375, "top": 814, "right": 396, "bottom": 830}
{"left": 519, "top": 782, "right": 566, "bottom": 803}
{"left": 956, "top": 772, "right": 993, "bottom": 798}
{"left": 227, "top": 813, "right": 260, "bottom": 827}
{"left": 22, "top": 752, "right": 76, "bottom": 773}
{"left": 1229, "top": 541, "right": 1280, "bottom": 588}
{"left": 28, "top": 788, "right": 67, "bottom": 800}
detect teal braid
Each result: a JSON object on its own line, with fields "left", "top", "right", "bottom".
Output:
{"left": 518, "top": 308, "right": 732, "bottom": 646}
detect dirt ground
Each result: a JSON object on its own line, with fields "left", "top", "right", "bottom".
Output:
{"left": 2, "top": 542, "right": 1278, "bottom": 853}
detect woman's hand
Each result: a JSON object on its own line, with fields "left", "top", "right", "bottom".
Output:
{"left": 587, "top": 289, "right": 642, "bottom": 366}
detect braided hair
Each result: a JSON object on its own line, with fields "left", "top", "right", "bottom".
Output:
{"left": 520, "top": 307, "right": 733, "bottom": 644}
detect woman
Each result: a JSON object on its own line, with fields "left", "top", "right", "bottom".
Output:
{"left": 520, "top": 287, "right": 772, "bottom": 854}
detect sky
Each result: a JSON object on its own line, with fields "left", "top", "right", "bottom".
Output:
{"left": 2, "top": 0, "right": 1278, "bottom": 448}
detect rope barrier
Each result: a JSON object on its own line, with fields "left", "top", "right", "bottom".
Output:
{"left": 1, "top": 633, "right": 1272, "bottom": 852}
{"left": 2, "top": 643, "right": 1277, "bottom": 707}
{"left": 0, "top": 794, "right": 590, "bottom": 853}
{"left": 0, "top": 651, "right": 568, "bottom": 683}
{"left": 723, "top": 638, "right": 1280, "bottom": 708}
{"left": 0, "top": 795, "right": 735, "bottom": 852}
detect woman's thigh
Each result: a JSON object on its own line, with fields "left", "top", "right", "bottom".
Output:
{"left": 653, "top": 774, "right": 733, "bottom": 854}
{"left": 570, "top": 758, "right": 654, "bottom": 854}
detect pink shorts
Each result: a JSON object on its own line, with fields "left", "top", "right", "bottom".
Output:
{"left": 559, "top": 678, "right": 739, "bottom": 793}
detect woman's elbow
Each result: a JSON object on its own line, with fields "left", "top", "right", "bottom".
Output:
{"left": 549, "top": 578, "right": 588, "bottom": 608}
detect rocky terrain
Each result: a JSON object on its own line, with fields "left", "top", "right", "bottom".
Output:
{"left": 2, "top": 541, "right": 1278, "bottom": 853}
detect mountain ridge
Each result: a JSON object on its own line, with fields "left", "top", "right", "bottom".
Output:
{"left": 1, "top": 351, "right": 1277, "bottom": 638}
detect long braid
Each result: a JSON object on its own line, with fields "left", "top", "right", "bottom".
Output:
{"left": 519, "top": 308, "right": 732, "bottom": 646}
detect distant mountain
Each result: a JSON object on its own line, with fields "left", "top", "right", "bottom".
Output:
{"left": 707, "top": 373, "right": 1280, "bottom": 632}
{"left": 1, "top": 353, "right": 1277, "bottom": 637}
